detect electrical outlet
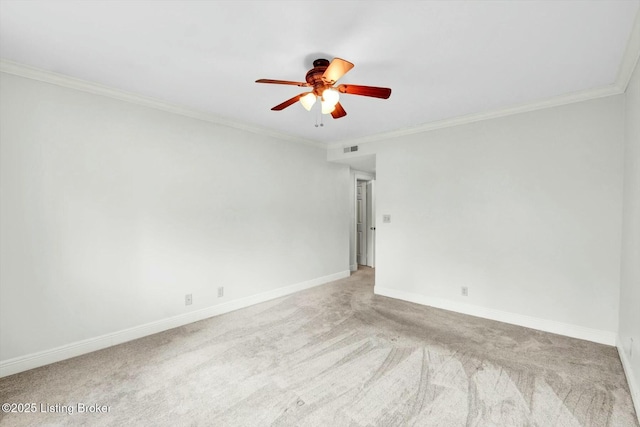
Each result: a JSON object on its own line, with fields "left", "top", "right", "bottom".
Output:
{"left": 185, "top": 294, "right": 192, "bottom": 306}
{"left": 461, "top": 286, "right": 468, "bottom": 297}
{"left": 383, "top": 214, "right": 391, "bottom": 223}
{"left": 218, "top": 287, "right": 224, "bottom": 298}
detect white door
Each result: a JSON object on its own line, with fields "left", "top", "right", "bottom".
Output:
{"left": 366, "top": 180, "right": 375, "bottom": 267}
{"left": 356, "top": 181, "right": 367, "bottom": 266}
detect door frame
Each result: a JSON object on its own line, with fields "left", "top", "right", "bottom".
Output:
{"left": 366, "top": 180, "right": 375, "bottom": 268}
{"left": 351, "top": 170, "right": 375, "bottom": 271}
{"left": 356, "top": 180, "right": 368, "bottom": 266}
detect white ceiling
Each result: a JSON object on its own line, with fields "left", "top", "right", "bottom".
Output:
{"left": 1, "top": 0, "right": 638, "bottom": 146}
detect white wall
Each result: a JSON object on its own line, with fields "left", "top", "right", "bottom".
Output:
{"left": 371, "top": 95, "right": 624, "bottom": 343}
{"left": 0, "top": 72, "right": 350, "bottom": 364}
{"left": 619, "top": 55, "right": 640, "bottom": 412}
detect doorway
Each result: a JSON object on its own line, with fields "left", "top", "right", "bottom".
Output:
{"left": 355, "top": 177, "right": 375, "bottom": 269}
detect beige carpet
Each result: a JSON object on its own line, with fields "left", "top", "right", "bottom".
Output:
{"left": 1, "top": 267, "right": 638, "bottom": 426}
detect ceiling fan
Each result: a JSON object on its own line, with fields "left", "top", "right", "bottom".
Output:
{"left": 255, "top": 58, "right": 391, "bottom": 119}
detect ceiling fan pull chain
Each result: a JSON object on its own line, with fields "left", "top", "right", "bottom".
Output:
{"left": 315, "top": 105, "right": 324, "bottom": 127}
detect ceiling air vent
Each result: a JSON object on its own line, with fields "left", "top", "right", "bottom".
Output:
{"left": 343, "top": 145, "right": 359, "bottom": 153}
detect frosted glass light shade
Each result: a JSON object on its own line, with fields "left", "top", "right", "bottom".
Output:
{"left": 322, "top": 88, "right": 339, "bottom": 107}
{"left": 299, "top": 93, "right": 317, "bottom": 111}
{"left": 321, "top": 100, "right": 336, "bottom": 114}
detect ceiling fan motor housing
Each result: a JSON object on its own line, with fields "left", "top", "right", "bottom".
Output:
{"left": 306, "top": 59, "right": 331, "bottom": 96}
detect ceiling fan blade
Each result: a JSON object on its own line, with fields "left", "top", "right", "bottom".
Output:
{"left": 271, "top": 93, "right": 307, "bottom": 111}
{"left": 322, "top": 58, "right": 354, "bottom": 85}
{"left": 331, "top": 102, "right": 347, "bottom": 119}
{"left": 337, "top": 84, "right": 391, "bottom": 99}
{"left": 256, "top": 79, "right": 309, "bottom": 87}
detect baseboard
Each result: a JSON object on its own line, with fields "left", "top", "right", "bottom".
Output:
{"left": 374, "top": 286, "right": 617, "bottom": 346}
{"left": 0, "top": 270, "right": 350, "bottom": 378}
{"left": 350, "top": 264, "right": 358, "bottom": 272}
{"left": 617, "top": 336, "right": 640, "bottom": 422}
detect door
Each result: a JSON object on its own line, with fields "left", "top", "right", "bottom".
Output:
{"left": 366, "top": 180, "right": 375, "bottom": 267}
{"left": 356, "top": 181, "right": 367, "bottom": 266}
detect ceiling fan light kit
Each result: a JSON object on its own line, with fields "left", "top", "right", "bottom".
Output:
{"left": 256, "top": 57, "right": 392, "bottom": 119}
{"left": 300, "top": 92, "right": 317, "bottom": 111}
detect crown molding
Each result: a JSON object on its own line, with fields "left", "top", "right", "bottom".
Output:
{"left": 329, "top": 9, "right": 640, "bottom": 150}
{"left": 0, "top": 59, "right": 325, "bottom": 150}
{"left": 616, "top": 8, "right": 640, "bottom": 93}
{"left": 4, "top": 7, "right": 638, "bottom": 153}
{"left": 327, "top": 84, "right": 623, "bottom": 149}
